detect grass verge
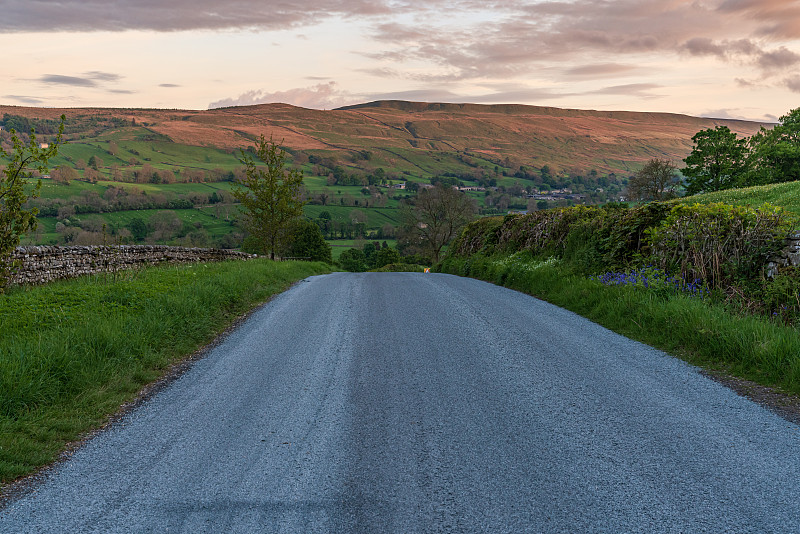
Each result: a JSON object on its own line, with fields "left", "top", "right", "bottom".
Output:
{"left": 437, "top": 253, "right": 800, "bottom": 397}
{"left": 0, "top": 258, "right": 333, "bottom": 484}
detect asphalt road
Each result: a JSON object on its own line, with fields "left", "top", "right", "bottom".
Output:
{"left": 2, "top": 272, "right": 799, "bottom": 533}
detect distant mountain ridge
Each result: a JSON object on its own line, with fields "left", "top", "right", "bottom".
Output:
{"left": 1, "top": 100, "right": 769, "bottom": 176}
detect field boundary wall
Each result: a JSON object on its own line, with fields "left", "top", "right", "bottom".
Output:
{"left": 10, "top": 245, "right": 255, "bottom": 286}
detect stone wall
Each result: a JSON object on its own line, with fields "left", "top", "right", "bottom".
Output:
{"left": 9, "top": 245, "right": 256, "bottom": 286}
{"left": 766, "top": 232, "right": 800, "bottom": 278}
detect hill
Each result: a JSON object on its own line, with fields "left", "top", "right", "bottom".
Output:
{"left": 0, "top": 101, "right": 771, "bottom": 251}
{"left": 1, "top": 101, "right": 768, "bottom": 177}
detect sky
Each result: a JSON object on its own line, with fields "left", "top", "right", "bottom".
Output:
{"left": 1, "top": 0, "right": 799, "bottom": 122}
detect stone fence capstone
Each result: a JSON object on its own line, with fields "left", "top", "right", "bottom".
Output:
{"left": 9, "top": 245, "right": 256, "bottom": 286}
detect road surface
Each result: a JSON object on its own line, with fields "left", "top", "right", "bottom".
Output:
{"left": 2, "top": 272, "right": 799, "bottom": 533}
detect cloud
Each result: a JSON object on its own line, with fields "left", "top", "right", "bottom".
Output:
{"left": 718, "top": 0, "right": 800, "bottom": 39}
{"left": 0, "top": 0, "right": 401, "bottom": 32}
{"left": 360, "top": 89, "right": 462, "bottom": 102}
{"left": 785, "top": 76, "right": 800, "bottom": 93}
{"left": 85, "top": 71, "right": 122, "bottom": 82}
{"left": 39, "top": 74, "right": 98, "bottom": 87}
{"left": 362, "top": 0, "right": 800, "bottom": 88}
{"left": 208, "top": 82, "right": 354, "bottom": 109}
{"left": 589, "top": 84, "right": 663, "bottom": 99}
{"left": 37, "top": 71, "right": 124, "bottom": 89}
{"left": 758, "top": 47, "right": 800, "bottom": 71}
{"left": 2, "top": 95, "right": 45, "bottom": 105}
{"left": 159, "top": 83, "right": 181, "bottom": 88}
{"left": 683, "top": 38, "right": 800, "bottom": 74}
{"left": 564, "top": 63, "right": 640, "bottom": 78}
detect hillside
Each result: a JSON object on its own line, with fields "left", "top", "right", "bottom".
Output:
{"left": 0, "top": 101, "right": 771, "bottom": 251}
{"left": 679, "top": 181, "right": 800, "bottom": 218}
{"left": 1, "top": 101, "right": 768, "bottom": 176}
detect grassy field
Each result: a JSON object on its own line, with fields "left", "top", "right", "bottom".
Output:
{"left": 0, "top": 258, "right": 334, "bottom": 484}
{"left": 678, "top": 181, "right": 800, "bottom": 217}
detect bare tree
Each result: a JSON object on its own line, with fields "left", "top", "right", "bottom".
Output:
{"left": 400, "top": 184, "right": 477, "bottom": 262}
{"left": 627, "top": 158, "right": 679, "bottom": 201}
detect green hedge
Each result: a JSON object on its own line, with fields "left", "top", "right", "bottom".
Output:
{"left": 447, "top": 202, "right": 795, "bottom": 290}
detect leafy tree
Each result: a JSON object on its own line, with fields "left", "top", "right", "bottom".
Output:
{"left": 51, "top": 165, "right": 79, "bottom": 185}
{"left": 127, "top": 217, "right": 148, "bottom": 241}
{"left": 399, "top": 184, "right": 477, "bottom": 262}
{"left": 374, "top": 246, "right": 401, "bottom": 268}
{"left": 233, "top": 135, "right": 306, "bottom": 259}
{"left": 626, "top": 159, "right": 679, "bottom": 201}
{"left": 0, "top": 116, "right": 64, "bottom": 289}
{"left": 284, "top": 218, "right": 332, "bottom": 263}
{"left": 746, "top": 108, "right": 800, "bottom": 185}
{"left": 338, "top": 248, "right": 368, "bottom": 272}
{"left": 682, "top": 126, "right": 747, "bottom": 195}
{"left": 363, "top": 242, "right": 378, "bottom": 268}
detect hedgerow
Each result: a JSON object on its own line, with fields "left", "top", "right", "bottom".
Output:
{"left": 445, "top": 200, "right": 797, "bottom": 313}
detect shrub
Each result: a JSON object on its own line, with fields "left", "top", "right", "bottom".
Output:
{"left": 646, "top": 203, "right": 793, "bottom": 288}
{"left": 338, "top": 248, "right": 368, "bottom": 272}
{"left": 284, "top": 219, "right": 332, "bottom": 263}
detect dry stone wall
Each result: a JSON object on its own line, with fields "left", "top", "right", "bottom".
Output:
{"left": 10, "top": 245, "right": 255, "bottom": 286}
{"left": 766, "top": 232, "right": 800, "bottom": 278}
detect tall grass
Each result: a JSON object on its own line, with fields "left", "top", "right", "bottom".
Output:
{"left": 437, "top": 253, "right": 800, "bottom": 396}
{"left": 0, "top": 259, "right": 332, "bottom": 483}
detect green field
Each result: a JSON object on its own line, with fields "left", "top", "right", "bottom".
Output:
{"left": 678, "top": 181, "right": 800, "bottom": 217}
{"left": 0, "top": 259, "right": 334, "bottom": 484}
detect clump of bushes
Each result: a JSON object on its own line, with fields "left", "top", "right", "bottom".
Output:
{"left": 338, "top": 241, "right": 427, "bottom": 272}
{"left": 444, "top": 200, "right": 797, "bottom": 316}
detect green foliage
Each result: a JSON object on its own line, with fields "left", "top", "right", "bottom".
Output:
{"left": 370, "top": 262, "right": 427, "bottom": 272}
{"left": 338, "top": 248, "right": 368, "bottom": 272}
{"left": 399, "top": 184, "right": 477, "bottom": 262}
{"left": 0, "top": 258, "right": 333, "bottom": 482}
{"left": 126, "top": 217, "right": 148, "bottom": 241}
{"left": 746, "top": 108, "right": 800, "bottom": 186}
{"left": 373, "top": 246, "right": 401, "bottom": 269}
{"left": 682, "top": 126, "right": 747, "bottom": 195}
{"left": 447, "top": 215, "right": 504, "bottom": 257}
{"left": 234, "top": 135, "right": 306, "bottom": 259}
{"left": 682, "top": 107, "right": 800, "bottom": 194}
{"left": 627, "top": 158, "right": 679, "bottom": 201}
{"left": 447, "top": 200, "right": 794, "bottom": 291}
{"left": 646, "top": 203, "right": 793, "bottom": 288}
{"left": 0, "top": 116, "right": 65, "bottom": 290}
{"left": 284, "top": 218, "right": 332, "bottom": 263}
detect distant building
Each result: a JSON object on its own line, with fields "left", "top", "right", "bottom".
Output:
{"left": 40, "top": 143, "right": 49, "bottom": 149}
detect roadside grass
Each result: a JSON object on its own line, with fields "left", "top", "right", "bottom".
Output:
{"left": 0, "top": 258, "right": 333, "bottom": 484}
{"left": 436, "top": 254, "right": 800, "bottom": 397}
{"left": 680, "top": 181, "right": 800, "bottom": 218}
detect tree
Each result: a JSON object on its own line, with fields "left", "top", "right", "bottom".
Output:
{"left": 338, "top": 248, "right": 368, "bottom": 272}
{"left": 127, "top": 217, "right": 148, "bottom": 241}
{"left": 51, "top": 165, "right": 78, "bottom": 185}
{"left": 682, "top": 126, "right": 747, "bottom": 195}
{"left": 233, "top": 135, "right": 306, "bottom": 259}
{"left": 399, "top": 184, "right": 477, "bottom": 262}
{"left": 746, "top": 108, "right": 800, "bottom": 185}
{"left": 0, "top": 116, "right": 64, "bottom": 289}
{"left": 626, "top": 159, "right": 679, "bottom": 201}
{"left": 374, "top": 246, "right": 401, "bottom": 268}
{"left": 283, "top": 218, "right": 332, "bottom": 263}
